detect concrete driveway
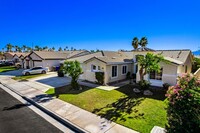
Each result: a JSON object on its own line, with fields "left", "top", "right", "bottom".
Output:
{"left": 0, "top": 69, "right": 23, "bottom": 77}
{"left": 29, "top": 72, "right": 71, "bottom": 88}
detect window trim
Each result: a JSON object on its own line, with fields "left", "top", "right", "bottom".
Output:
{"left": 111, "top": 65, "right": 118, "bottom": 78}
{"left": 121, "top": 65, "right": 128, "bottom": 75}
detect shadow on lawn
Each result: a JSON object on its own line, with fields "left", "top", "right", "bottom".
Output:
{"left": 49, "top": 85, "right": 91, "bottom": 98}
{"left": 116, "top": 84, "right": 167, "bottom": 101}
{"left": 93, "top": 96, "right": 145, "bottom": 122}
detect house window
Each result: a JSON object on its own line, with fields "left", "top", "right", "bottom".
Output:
{"left": 91, "top": 65, "right": 96, "bottom": 71}
{"left": 150, "top": 68, "right": 163, "bottom": 80}
{"left": 122, "top": 65, "right": 127, "bottom": 75}
{"left": 112, "top": 66, "right": 118, "bottom": 78}
{"left": 185, "top": 65, "right": 187, "bottom": 73}
{"left": 98, "top": 66, "right": 100, "bottom": 70}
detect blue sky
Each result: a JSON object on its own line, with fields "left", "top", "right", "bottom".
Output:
{"left": 0, "top": 0, "right": 199, "bottom": 51}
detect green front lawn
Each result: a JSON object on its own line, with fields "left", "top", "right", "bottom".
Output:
{"left": 0, "top": 66, "right": 17, "bottom": 73}
{"left": 46, "top": 85, "right": 167, "bottom": 133}
{"left": 12, "top": 74, "right": 47, "bottom": 81}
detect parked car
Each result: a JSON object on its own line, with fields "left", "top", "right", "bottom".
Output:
{"left": 22, "top": 66, "right": 48, "bottom": 76}
{"left": 5, "top": 61, "right": 14, "bottom": 66}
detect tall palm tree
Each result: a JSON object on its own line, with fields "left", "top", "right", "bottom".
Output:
{"left": 139, "top": 37, "right": 148, "bottom": 48}
{"left": 132, "top": 37, "right": 139, "bottom": 50}
{"left": 27, "top": 47, "right": 32, "bottom": 52}
{"left": 34, "top": 45, "right": 40, "bottom": 51}
{"left": 58, "top": 47, "right": 63, "bottom": 51}
{"left": 18, "top": 47, "right": 22, "bottom": 52}
{"left": 43, "top": 46, "right": 48, "bottom": 50}
{"left": 15, "top": 45, "right": 19, "bottom": 52}
{"left": 6, "top": 43, "right": 12, "bottom": 52}
{"left": 22, "top": 45, "right": 27, "bottom": 52}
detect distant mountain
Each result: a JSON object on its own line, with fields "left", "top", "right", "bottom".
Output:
{"left": 193, "top": 50, "right": 200, "bottom": 56}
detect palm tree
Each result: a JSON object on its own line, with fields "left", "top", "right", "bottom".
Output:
{"left": 139, "top": 37, "right": 148, "bottom": 48}
{"left": 15, "top": 45, "right": 19, "bottom": 52}
{"left": 6, "top": 43, "right": 12, "bottom": 52}
{"left": 52, "top": 47, "right": 55, "bottom": 51}
{"left": 58, "top": 47, "right": 63, "bottom": 51}
{"left": 22, "top": 45, "right": 27, "bottom": 52}
{"left": 34, "top": 45, "right": 40, "bottom": 51}
{"left": 27, "top": 47, "right": 32, "bottom": 52}
{"left": 132, "top": 37, "right": 139, "bottom": 50}
{"left": 18, "top": 47, "right": 22, "bottom": 52}
{"left": 43, "top": 46, "right": 48, "bottom": 50}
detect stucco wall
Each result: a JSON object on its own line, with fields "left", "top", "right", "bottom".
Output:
{"left": 83, "top": 59, "right": 106, "bottom": 83}
{"left": 29, "top": 52, "right": 43, "bottom": 60}
{"left": 42, "top": 60, "right": 64, "bottom": 71}
{"left": 105, "top": 63, "right": 133, "bottom": 84}
{"left": 136, "top": 61, "right": 178, "bottom": 86}
{"left": 177, "top": 55, "right": 192, "bottom": 74}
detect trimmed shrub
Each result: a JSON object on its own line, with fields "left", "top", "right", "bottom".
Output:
{"left": 138, "top": 80, "right": 151, "bottom": 90}
{"left": 165, "top": 74, "right": 200, "bottom": 133}
{"left": 126, "top": 71, "right": 131, "bottom": 79}
{"left": 95, "top": 72, "right": 104, "bottom": 85}
{"left": 57, "top": 64, "right": 64, "bottom": 77}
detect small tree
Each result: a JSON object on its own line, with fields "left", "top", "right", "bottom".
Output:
{"left": 63, "top": 60, "right": 83, "bottom": 89}
{"left": 165, "top": 74, "right": 200, "bottom": 133}
{"left": 95, "top": 72, "right": 104, "bottom": 85}
{"left": 137, "top": 53, "right": 164, "bottom": 81}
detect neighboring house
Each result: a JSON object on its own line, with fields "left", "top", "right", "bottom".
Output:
{"left": 134, "top": 49, "right": 193, "bottom": 86}
{"left": 24, "top": 50, "right": 90, "bottom": 70}
{"left": 18, "top": 53, "right": 30, "bottom": 68}
{"left": 13, "top": 53, "right": 29, "bottom": 63}
{"left": 0, "top": 53, "right": 4, "bottom": 60}
{"left": 68, "top": 51, "right": 134, "bottom": 84}
{"left": 3, "top": 52, "right": 17, "bottom": 61}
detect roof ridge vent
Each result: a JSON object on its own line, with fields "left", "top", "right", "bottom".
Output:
{"left": 112, "top": 57, "right": 116, "bottom": 59}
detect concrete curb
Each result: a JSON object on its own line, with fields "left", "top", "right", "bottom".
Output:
{"left": 0, "top": 82, "right": 89, "bottom": 133}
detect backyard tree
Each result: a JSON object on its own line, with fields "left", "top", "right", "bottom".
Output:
{"left": 63, "top": 60, "right": 83, "bottom": 89}
{"left": 137, "top": 53, "right": 164, "bottom": 81}
{"left": 165, "top": 74, "right": 200, "bottom": 133}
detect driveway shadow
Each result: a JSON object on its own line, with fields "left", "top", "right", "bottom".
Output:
{"left": 35, "top": 76, "right": 71, "bottom": 88}
{"left": 0, "top": 69, "right": 23, "bottom": 77}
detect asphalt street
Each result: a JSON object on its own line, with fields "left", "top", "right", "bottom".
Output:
{"left": 0, "top": 87, "right": 63, "bottom": 133}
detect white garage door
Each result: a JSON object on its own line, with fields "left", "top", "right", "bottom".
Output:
{"left": 34, "top": 61, "right": 43, "bottom": 67}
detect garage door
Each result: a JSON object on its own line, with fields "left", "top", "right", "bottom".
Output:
{"left": 33, "top": 61, "right": 43, "bottom": 67}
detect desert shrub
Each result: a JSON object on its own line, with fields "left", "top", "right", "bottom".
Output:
{"left": 138, "top": 80, "right": 150, "bottom": 90}
{"left": 95, "top": 72, "right": 104, "bottom": 85}
{"left": 165, "top": 74, "right": 200, "bottom": 133}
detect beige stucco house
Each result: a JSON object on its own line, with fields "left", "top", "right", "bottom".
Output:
{"left": 68, "top": 49, "right": 193, "bottom": 86}
{"left": 68, "top": 51, "right": 134, "bottom": 84}
{"left": 134, "top": 49, "right": 193, "bottom": 86}
{"left": 23, "top": 50, "right": 90, "bottom": 70}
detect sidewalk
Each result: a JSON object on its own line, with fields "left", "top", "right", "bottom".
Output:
{"left": 0, "top": 77, "right": 138, "bottom": 133}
